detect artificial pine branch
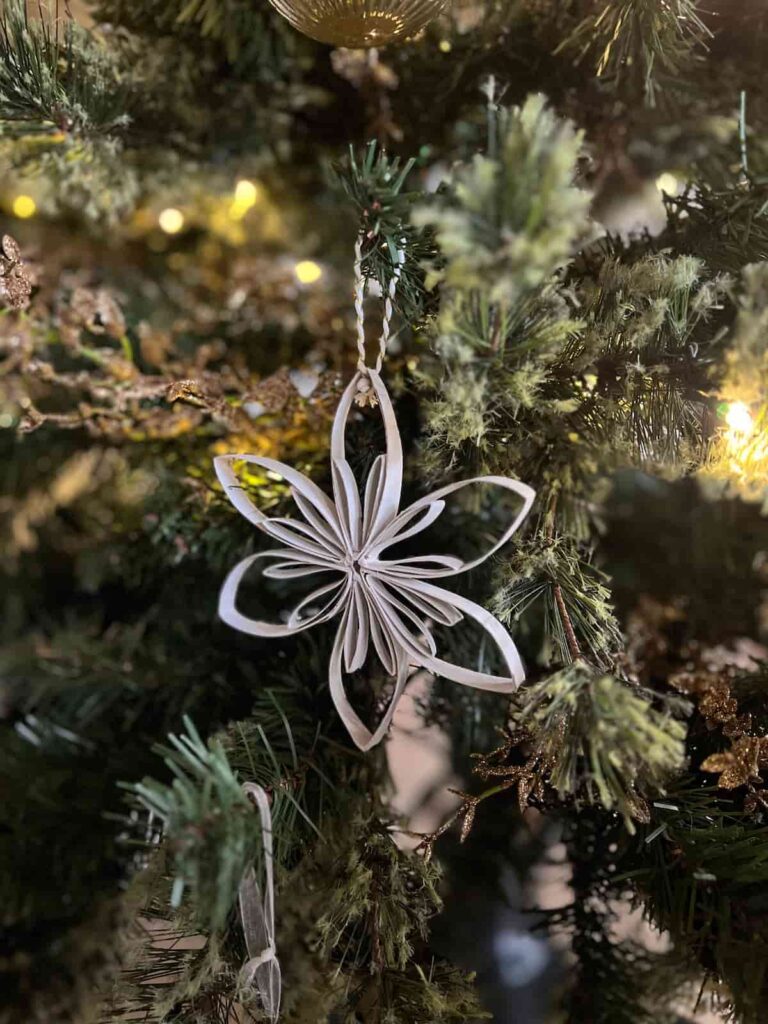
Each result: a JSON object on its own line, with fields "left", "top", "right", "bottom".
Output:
{"left": 334, "top": 141, "right": 433, "bottom": 320}
{"left": 0, "top": 0, "right": 130, "bottom": 139}
{"left": 510, "top": 662, "right": 687, "bottom": 829}
{"left": 493, "top": 535, "right": 622, "bottom": 667}
{"left": 556, "top": 0, "right": 711, "bottom": 106}
{"left": 414, "top": 93, "right": 590, "bottom": 308}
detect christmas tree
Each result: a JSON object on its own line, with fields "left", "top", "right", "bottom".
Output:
{"left": 2, "top": 1, "right": 768, "bottom": 1021}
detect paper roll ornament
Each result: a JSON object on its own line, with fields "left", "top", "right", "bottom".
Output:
{"left": 215, "top": 368, "right": 534, "bottom": 751}
{"left": 266, "top": 0, "right": 447, "bottom": 47}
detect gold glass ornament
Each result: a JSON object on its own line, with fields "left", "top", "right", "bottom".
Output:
{"left": 267, "top": 0, "right": 447, "bottom": 47}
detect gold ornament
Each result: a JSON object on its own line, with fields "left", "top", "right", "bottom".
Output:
{"left": 266, "top": 0, "right": 446, "bottom": 47}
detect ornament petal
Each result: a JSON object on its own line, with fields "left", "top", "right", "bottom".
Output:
{"left": 393, "top": 580, "right": 525, "bottom": 692}
{"left": 329, "top": 608, "right": 411, "bottom": 752}
{"left": 362, "top": 455, "right": 387, "bottom": 541}
{"left": 368, "top": 475, "right": 535, "bottom": 578}
{"left": 215, "top": 454, "right": 343, "bottom": 546}
{"left": 332, "top": 370, "right": 402, "bottom": 540}
{"left": 291, "top": 488, "right": 347, "bottom": 553}
{"left": 262, "top": 557, "right": 340, "bottom": 580}
{"left": 364, "top": 498, "right": 445, "bottom": 551}
{"left": 362, "top": 587, "right": 399, "bottom": 677}
{"left": 366, "top": 577, "right": 436, "bottom": 659}
{"left": 367, "top": 554, "right": 464, "bottom": 577}
{"left": 344, "top": 580, "right": 371, "bottom": 673}
{"left": 380, "top": 575, "right": 464, "bottom": 627}
{"left": 219, "top": 552, "right": 349, "bottom": 637}
{"left": 261, "top": 517, "right": 343, "bottom": 561}
{"left": 332, "top": 460, "right": 362, "bottom": 552}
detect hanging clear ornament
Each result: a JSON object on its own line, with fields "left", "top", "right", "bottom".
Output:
{"left": 266, "top": 0, "right": 447, "bottom": 48}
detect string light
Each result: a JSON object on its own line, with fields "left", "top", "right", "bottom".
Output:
{"left": 235, "top": 179, "right": 260, "bottom": 205}
{"left": 158, "top": 208, "right": 185, "bottom": 234}
{"left": 722, "top": 400, "right": 768, "bottom": 472}
{"left": 655, "top": 172, "right": 679, "bottom": 195}
{"left": 12, "top": 195, "right": 36, "bottom": 219}
{"left": 725, "top": 401, "right": 754, "bottom": 438}
{"left": 294, "top": 260, "right": 322, "bottom": 285}
{"left": 230, "top": 179, "right": 261, "bottom": 220}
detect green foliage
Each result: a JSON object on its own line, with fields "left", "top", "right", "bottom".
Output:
{"left": 95, "top": 0, "right": 307, "bottom": 75}
{"left": 562, "top": 252, "right": 729, "bottom": 470}
{"left": 335, "top": 141, "right": 432, "bottom": 321}
{"left": 0, "top": 618, "right": 218, "bottom": 1023}
{"left": 104, "top": 908, "right": 259, "bottom": 1024}
{"left": 511, "top": 662, "right": 687, "bottom": 828}
{"left": 0, "top": 0, "right": 130, "bottom": 139}
{"left": 627, "top": 781, "right": 768, "bottom": 1023}
{"left": 416, "top": 94, "right": 590, "bottom": 504}
{"left": 274, "top": 812, "right": 487, "bottom": 1023}
{"left": 316, "top": 816, "right": 441, "bottom": 971}
{"left": 728, "top": 261, "right": 768, "bottom": 370}
{"left": 130, "top": 715, "right": 317, "bottom": 933}
{"left": 493, "top": 536, "right": 622, "bottom": 666}
{"left": 414, "top": 93, "right": 589, "bottom": 307}
{"left": 548, "top": 809, "right": 700, "bottom": 1024}
{"left": 558, "top": 0, "right": 711, "bottom": 105}
{"left": 375, "top": 962, "right": 489, "bottom": 1024}
{"left": 2, "top": 0, "right": 768, "bottom": 1019}
{"left": 667, "top": 182, "right": 768, "bottom": 274}
{"left": 0, "top": 0, "right": 140, "bottom": 219}
{"left": 702, "top": 261, "right": 768, "bottom": 502}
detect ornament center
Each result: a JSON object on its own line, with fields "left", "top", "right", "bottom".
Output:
{"left": 346, "top": 552, "right": 369, "bottom": 577}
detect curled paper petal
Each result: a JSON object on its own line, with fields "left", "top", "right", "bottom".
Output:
{"left": 219, "top": 552, "right": 350, "bottom": 638}
{"left": 329, "top": 608, "right": 411, "bottom": 752}
{"left": 239, "top": 783, "right": 281, "bottom": 1022}
{"left": 395, "top": 581, "right": 525, "bottom": 691}
{"left": 214, "top": 453, "right": 343, "bottom": 544}
{"left": 331, "top": 370, "right": 403, "bottom": 542}
{"left": 367, "top": 475, "right": 536, "bottom": 576}
{"left": 215, "top": 369, "right": 535, "bottom": 751}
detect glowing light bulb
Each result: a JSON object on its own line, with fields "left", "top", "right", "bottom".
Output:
{"left": 655, "top": 172, "right": 679, "bottom": 195}
{"left": 12, "top": 195, "right": 36, "bottom": 219}
{"left": 229, "top": 179, "right": 261, "bottom": 220}
{"left": 725, "top": 401, "right": 754, "bottom": 437}
{"left": 158, "top": 208, "right": 185, "bottom": 234}
{"left": 235, "top": 179, "right": 260, "bottom": 205}
{"left": 294, "top": 260, "right": 322, "bottom": 285}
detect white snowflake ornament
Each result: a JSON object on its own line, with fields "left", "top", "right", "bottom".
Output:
{"left": 215, "top": 367, "right": 534, "bottom": 751}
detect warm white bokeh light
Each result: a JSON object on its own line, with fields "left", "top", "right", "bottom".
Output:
{"left": 12, "top": 195, "right": 36, "bottom": 219}
{"left": 158, "top": 208, "right": 185, "bottom": 234}
{"left": 294, "top": 259, "right": 322, "bottom": 284}
{"left": 725, "top": 401, "right": 754, "bottom": 437}
{"left": 655, "top": 172, "right": 679, "bottom": 195}
{"left": 234, "top": 179, "right": 260, "bottom": 205}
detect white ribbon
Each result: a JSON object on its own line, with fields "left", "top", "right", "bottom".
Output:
{"left": 238, "top": 782, "right": 281, "bottom": 1022}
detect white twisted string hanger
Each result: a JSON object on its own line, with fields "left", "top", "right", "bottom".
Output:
{"left": 353, "top": 232, "right": 406, "bottom": 407}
